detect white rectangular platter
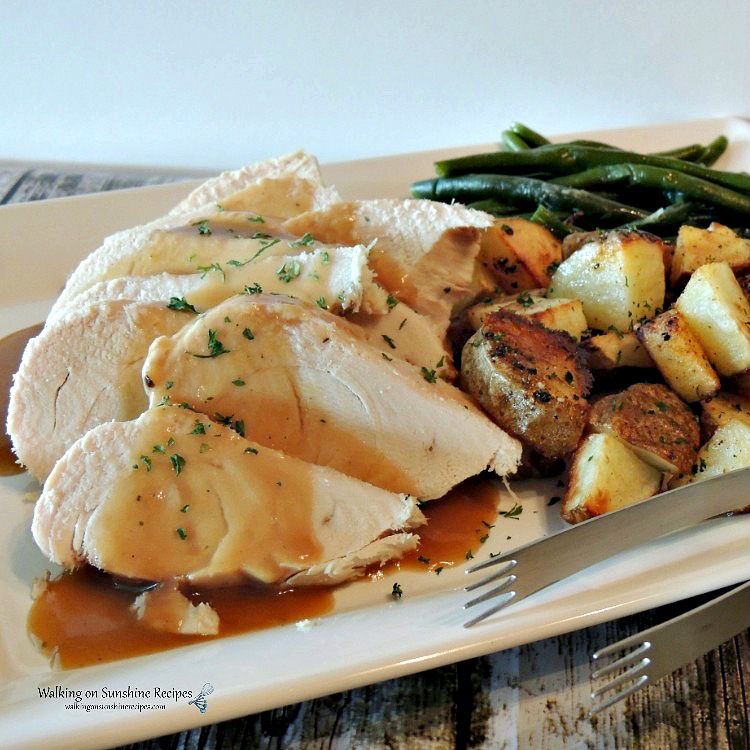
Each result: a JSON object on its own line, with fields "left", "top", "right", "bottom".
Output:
{"left": 2, "top": 117, "right": 750, "bottom": 750}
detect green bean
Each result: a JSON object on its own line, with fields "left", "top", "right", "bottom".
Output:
{"left": 501, "top": 130, "right": 531, "bottom": 152}
{"left": 433, "top": 142, "right": 750, "bottom": 194}
{"left": 551, "top": 163, "right": 750, "bottom": 217}
{"left": 529, "top": 204, "right": 582, "bottom": 238}
{"left": 466, "top": 198, "right": 521, "bottom": 216}
{"left": 696, "top": 135, "right": 729, "bottom": 166}
{"left": 508, "top": 122, "right": 550, "bottom": 147}
{"left": 411, "top": 173, "right": 649, "bottom": 226}
{"left": 652, "top": 143, "right": 708, "bottom": 161}
{"left": 618, "top": 201, "right": 698, "bottom": 232}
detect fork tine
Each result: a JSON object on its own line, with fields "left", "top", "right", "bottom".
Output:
{"left": 590, "top": 673, "right": 649, "bottom": 714}
{"left": 463, "top": 591, "right": 516, "bottom": 628}
{"left": 464, "top": 567, "right": 516, "bottom": 593}
{"left": 589, "top": 641, "right": 652, "bottom": 714}
{"left": 462, "top": 558, "right": 518, "bottom": 627}
{"left": 464, "top": 578, "right": 516, "bottom": 609}
{"left": 591, "top": 641, "right": 652, "bottom": 679}
{"left": 465, "top": 555, "right": 518, "bottom": 576}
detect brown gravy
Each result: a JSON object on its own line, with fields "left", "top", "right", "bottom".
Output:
{"left": 27, "top": 475, "right": 503, "bottom": 669}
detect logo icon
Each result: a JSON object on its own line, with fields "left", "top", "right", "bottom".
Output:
{"left": 188, "top": 683, "right": 214, "bottom": 714}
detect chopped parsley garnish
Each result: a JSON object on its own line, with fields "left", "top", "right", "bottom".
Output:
{"left": 140, "top": 455, "right": 152, "bottom": 471}
{"left": 180, "top": 504, "right": 190, "bottom": 513}
{"left": 244, "top": 447, "right": 259, "bottom": 455}
{"left": 499, "top": 502, "right": 523, "bottom": 519}
{"left": 170, "top": 454, "right": 186, "bottom": 475}
{"left": 196, "top": 262, "right": 225, "bottom": 281}
{"left": 167, "top": 297, "right": 198, "bottom": 313}
{"left": 191, "top": 329, "right": 231, "bottom": 358}
{"left": 242, "top": 327, "right": 255, "bottom": 341}
{"left": 386, "top": 293, "right": 399, "bottom": 310}
{"left": 421, "top": 367, "right": 437, "bottom": 383}
{"left": 232, "top": 379, "right": 246, "bottom": 387}
{"left": 315, "top": 296, "right": 328, "bottom": 310}
{"left": 382, "top": 334, "right": 397, "bottom": 349}
{"left": 192, "top": 219, "right": 211, "bottom": 235}
{"left": 391, "top": 582, "right": 403, "bottom": 599}
{"left": 276, "top": 259, "right": 301, "bottom": 283}
{"left": 176, "top": 527, "right": 188, "bottom": 540}
{"left": 517, "top": 291, "right": 534, "bottom": 307}
{"left": 289, "top": 232, "right": 316, "bottom": 248}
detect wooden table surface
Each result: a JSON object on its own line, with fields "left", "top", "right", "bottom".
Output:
{"left": 2, "top": 165, "right": 749, "bottom": 750}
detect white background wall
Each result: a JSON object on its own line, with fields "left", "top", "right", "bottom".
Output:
{"left": 1, "top": 0, "right": 748, "bottom": 172}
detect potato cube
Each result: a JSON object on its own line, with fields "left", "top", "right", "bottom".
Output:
{"left": 582, "top": 330, "right": 654, "bottom": 370}
{"left": 496, "top": 217, "right": 563, "bottom": 288}
{"left": 674, "top": 261, "right": 750, "bottom": 376}
{"left": 466, "top": 292, "right": 588, "bottom": 340}
{"left": 637, "top": 308, "right": 720, "bottom": 402}
{"left": 548, "top": 230, "right": 665, "bottom": 332}
{"left": 588, "top": 382, "right": 699, "bottom": 474}
{"left": 671, "top": 223, "right": 750, "bottom": 287}
{"left": 670, "top": 419, "right": 750, "bottom": 488}
{"left": 700, "top": 392, "right": 750, "bottom": 438}
{"left": 561, "top": 433, "right": 663, "bottom": 524}
{"left": 478, "top": 223, "right": 539, "bottom": 293}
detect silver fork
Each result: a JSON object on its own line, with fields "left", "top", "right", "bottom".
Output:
{"left": 463, "top": 466, "right": 750, "bottom": 627}
{"left": 590, "top": 579, "right": 750, "bottom": 713}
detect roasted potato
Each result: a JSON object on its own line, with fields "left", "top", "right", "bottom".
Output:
{"left": 587, "top": 382, "right": 699, "bottom": 475}
{"left": 674, "top": 261, "right": 750, "bottom": 377}
{"left": 561, "top": 433, "right": 663, "bottom": 524}
{"left": 671, "top": 222, "right": 750, "bottom": 287}
{"left": 582, "top": 330, "right": 654, "bottom": 370}
{"left": 700, "top": 392, "right": 750, "bottom": 439}
{"left": 548, "top": 230, "right": 666, "bottom": 332}
{"left": 478, "top": 217, "right": 562, "bottom": 293}
{"left": 466, "top": 291, "right": 588, "bottom": 341}
{"left": 460, "top": 309, "right": 592, "bottom": 459}
{"left": 636, "top": 308, "right": 720, "bottom": 402}
{"left": 670, "top": 418, "right": 750, "bottom": 488}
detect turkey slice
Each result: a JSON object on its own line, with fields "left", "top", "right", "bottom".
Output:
{"left": 142, "top": 294, "right": 522, "bottom": 499}
{"left": 32, "top": 406, "right": 424, "bottom": 587}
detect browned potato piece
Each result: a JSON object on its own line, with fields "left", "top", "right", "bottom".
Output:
{"left": 671, "top": 223, "right": 750, "bottom": 287}
{"left": 670, "top": 418, "right": 750, "bottom": 489}
{"left": 466, "top": 291, "right": 588, "bottom": 341}
{"left": 561, "top": 433, "right": 663, "bottom": 524}
{"left": 582, "top": 330, "right": 654, "bottom": 370}
{"left": 674, "top": 261, "right": 750, "bottom": 377}
{"left": 548, "top": 229, "right": 666, "bottom": 332}
{"left": 636, "top": 308, "right": 720, "bottom": 402}
{"left": 700, "top": 392, "right": 750, "bottom": 439}
{"left": 587, "top": 382, "right": 699, "bottom": 475}
{"left": 460, "top": 309, "right": 592, "bottom": 459}
{"left": 478, "top": 222, "right": 538, "bottom": 293}
{"left": 478, "top": 217, "right": 562, "bottom": 292}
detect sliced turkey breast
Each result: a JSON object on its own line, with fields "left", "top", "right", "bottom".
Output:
{"left": 284, "top": 199, "right": 495, "bottom": 338}
{"left": 7, "top": 299, "right": 192, "bottom": 482}
{"left": 51, "top": 151, "right": 338, "bottom": 316}
{"left": 32, "top": 406, "right": 424, "bottom": 587}
{"left": 142, "top": 294, "right": 522, "bottom": 499}
{"left": 168, "top": 150, "right": 340, "bottom": 218}
{"left": 50, "top": 242, "right": 387, "bottom": 324}
{"left": 346, "top": 301, "right": 457, "bottom": 381}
